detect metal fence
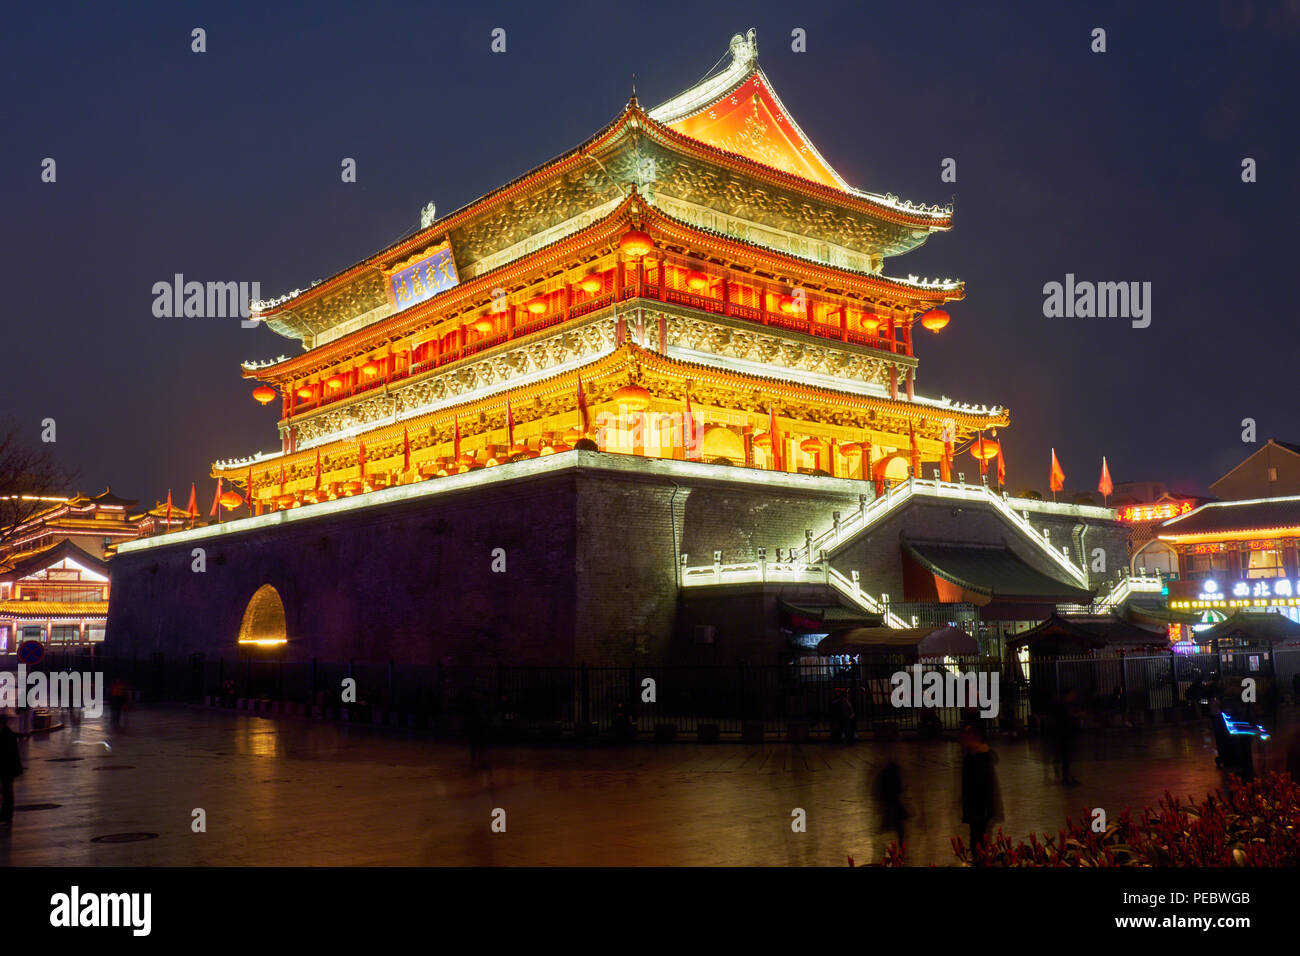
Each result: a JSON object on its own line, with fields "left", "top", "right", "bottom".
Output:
{"left": 5, "top": 647, "right": 1292, "bottom": 739}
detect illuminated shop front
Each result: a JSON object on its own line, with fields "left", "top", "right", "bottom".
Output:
{"left": 1163, "top": 495, "right": 1300, "bottom": 624}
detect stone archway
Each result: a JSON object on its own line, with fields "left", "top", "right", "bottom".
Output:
{"left": 700, "top": 425, "right": 745, "bottom": 465}
{"left": 237, "top": 584, "right": 287, "bottom": 646}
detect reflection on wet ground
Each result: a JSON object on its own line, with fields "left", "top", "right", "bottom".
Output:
{"left": 1, "top": 706, "right": 1284, "bottom": 866}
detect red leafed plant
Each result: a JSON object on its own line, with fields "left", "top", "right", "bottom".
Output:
{"left": 880, "top": 772, "right": 1300, "bottom": 867}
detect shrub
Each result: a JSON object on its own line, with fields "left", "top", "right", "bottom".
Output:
{"left": 880, "top": 772, "right": 1300, "bottom": 867}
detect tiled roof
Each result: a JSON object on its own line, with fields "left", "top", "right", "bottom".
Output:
{"left": 902, "top": 540, "right": 1094, "bottom": 604}
{"left": 1159, "top": 497, "right": 1300, "bottom": 537}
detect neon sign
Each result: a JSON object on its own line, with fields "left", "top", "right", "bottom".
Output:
{"left": 1120, "top": 500, "right": 1194, "bottom": 522}
{"left": 1171, "top": 573, "right": 1300, "bottom": 610}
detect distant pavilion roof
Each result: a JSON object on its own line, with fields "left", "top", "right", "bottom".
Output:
{"left": 1158, "top": 496, "right": 1300, "bottom": 540}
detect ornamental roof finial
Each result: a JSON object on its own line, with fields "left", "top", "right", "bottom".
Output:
{"left": 729, "top": 28, "right": 759, "bottom": 71}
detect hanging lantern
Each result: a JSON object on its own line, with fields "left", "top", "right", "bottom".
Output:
{"left": 920, "top": 308, "right": 950, "bottom": 333}
{"left": 274, "top": 493, "right": 296, "bottom": 509}
{"left": 252, "top": 385, "right": 276, "bottom": 405}
{"left": 508, "top": 443, "right": 529, "bottom": 457}
{"left": 526, "top": 296, "right": 547, "bottom": 315}
{"left": 970, "top": 439, "right": 1000, "bottom": 460}
{"left": 296, "top": 385, "right": 313, "bottom": 400}
{"left": 219, "top": 490, "right": 244, "bottom": 511}
{"left": 612, "top": 384, "right": 652, "bottom": 412}
{"left": 751, "top": 432, "right": 772, "bottom": 449}
{"left": 342, "top": 481, "right": 363, "bottom": 495}
{"left": 579, "top": 274, "right": 603, "bottom": 294}
{"left": 779, "top": 294, "right": 802, "bottom": 315}
{"left": 619, "top": 228, "right": 654, "bottom": 258}
{"left": 325, "top": 375, "right": 343, "bottom": 391}
{"left": 360, "top": 360, "right": 380, "bottom": 378}
{"left": 838, "top": 442, "right": 862, "bottom": 456}
{"left": 686, "top": 271, "right": 709, "bottom": 292}
{"left": 473, "top": 317, "right": 494, "bottom": 333}
{"left": 800, "top": 437, "right": 822, "bottom": 454}
{"left": 456, "top": 452, "right": 476, "bottom": 468}
{"left": 862, "top": 314, "right": 881, "bottom": 333}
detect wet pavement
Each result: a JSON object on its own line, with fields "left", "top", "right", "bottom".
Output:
{"left": 1, "top": 706, "right": 1288, "bottom": 866}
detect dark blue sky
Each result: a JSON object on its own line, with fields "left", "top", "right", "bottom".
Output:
{"left": 3, "top": 1, "right": 1297, "bottom": 506}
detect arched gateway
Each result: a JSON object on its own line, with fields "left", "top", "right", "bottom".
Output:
{"left": 237, "top": 585, "right": 287, "bottom": 646}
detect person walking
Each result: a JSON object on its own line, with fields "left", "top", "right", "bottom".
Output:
{"left": 960, "top": 723, "right": 1002, "bottom": 861}
{"left": 1051, "top": 690, "right": 1080, "bottom": 786}
{"left": 874, "top": 752, "right": 909, "bottom": 851}
{"left": 109, "top": 679, "right": 128, "bottom": 727}
{"left": 0, "top": 713, "right": 22, "bottom": 827}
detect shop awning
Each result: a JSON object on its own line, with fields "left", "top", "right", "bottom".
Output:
{"left": 818, "top": 625, "right": 978, "bottom": 657}
{"left": 779, "top": 599, "right": 881, "bottom": 631}
{"left": 902, "top": 540, "right": 1094, "bottom": 605}
{"left": 1194, "top": 611, "right": 1300, "bottom": 646}
{"left": 1006, "top": 613, "right": 1169, "bottom": 652}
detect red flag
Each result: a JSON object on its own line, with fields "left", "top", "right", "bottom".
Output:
{"left": 279, "top": 462, "right": 286, "bottom": 494}
{"left": 210, "top": 477, "right": 223, "bottom": 517}
{"left": 940, "top": 451, "right": 952, "bottom": 482}
{"left": 358, "top": 440, "right": 367, "bottom": 484}
{"left": 314, "top": 450, "right": 322, "bottom": 490}
{"left": 996, "top": 443, "right": 1006, "bottom": 486}
{"left": 685, "top": 389, "right": 697, "bottom": 460}
{"left": 453, "top": 415, "right": 461, "bottom": 461}
{"left": 186, "top": 483, "right": 197, "bottom": 527}
{"left": 1050, "top": 448, "right": 1066, "bottom": 493}
{"left": 576, "top": 376, "right": 589, "bottom": 435}
{"left": 769, "top": 408, "right": 782, "bottom": 470}
{"left": 908, "top": 421, "right": 919, "bottom": 477}
{"left": 505, "top": 401, "right": 514, "bottom": 449}
{"left": 164, "top": 488, "right": 172, "bottom": 530}
{"left": 976, "top": 431, "right": 988, "bottom": 476}
{"left": 403, "top": 427, "right": 411, "bottom": 474}
{"left": 1098, "top": 456, "right": 1114, "bottom": 499}
{"left": 246, "top": 467, "right": 254, "bottom": 515}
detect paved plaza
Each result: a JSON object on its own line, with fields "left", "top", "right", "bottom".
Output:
{"left": 0, "top": 706, "right": 1285, "bottom": 866}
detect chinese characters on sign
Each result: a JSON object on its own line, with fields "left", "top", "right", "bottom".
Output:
{"left": 386, "top": 240, "right": 459, "bottom": 313}
{"left": 1120, "top": 500, "right": 1194, "bottom": 522}
{"left": 1172, "top": 574, "right": 1300, "bottom": 610}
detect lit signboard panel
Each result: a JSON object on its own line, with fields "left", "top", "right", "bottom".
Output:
{"left": 384, "top": 239, "right": 459, "bottom": 313}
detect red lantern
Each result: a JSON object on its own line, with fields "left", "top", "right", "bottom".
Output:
{"left": 579, "top": 274, "right": 603, "bottom": 294}
{"left": 360, "top": 360, "right": 380, "bottom": 378}
{"left": 611, "top": 384, "right": 652, "bottom": 411}
{"left": 686, "top": 271, "right": 709, "bottom": 292}
{"left": 970, "top": 439, "right": 1000, "bottom": 461}
{"left": 526, "top": 296, "right": 547, "bottom": 315}
{"left": 296, "top": 385, "right": 313, "bottom": 400}
{"left": 751, "top": 432, "right": 772, "bottom": 449}
{"left": 920, "top": 308, "right": 950, "bottom": 333}
{"left": 619, "top": 229, "right": 654, "bottom": 258}
{"left": 779, "top": 294, "right": 803, "bottom": 315}
{"left": 325, "top": 376, "right": 343, "bottom": 391}
{"left": 252, "top": 385, "right": 276, "bottom": 405}
{"left": 800, "top": 437, "right": 822, "bottom": 454}
{"left": 219, "top": 490, "right": 244, "bottom": 511}
{"left": 473, "top": 317, "right": 494, "bottom": 333}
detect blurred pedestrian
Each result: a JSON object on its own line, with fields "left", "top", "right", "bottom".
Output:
{"left": 960, "top": 723, "right": 1002, "bottom": 860}
{"left": 829, "top": 688, "right": 855, "bottom": 743}
{"left": 1051, "top": 690, "right": 1080, "bottom": 786}
{"left": 874, "top": 751, "right": 909, "bottom": 851}
{"left": 0, "top": 713, "right": 22, "bottom": 826}
{"left": 109, "top": 678, "right": 127, "bottom": 727}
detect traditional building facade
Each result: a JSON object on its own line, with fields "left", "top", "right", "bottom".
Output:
{"left": 106, "top": 31, "right": 1127, "bottom": 666}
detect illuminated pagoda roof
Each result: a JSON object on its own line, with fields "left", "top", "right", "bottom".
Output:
{"left": 250, "top": 29, "right": 955, "bottom": 350}
{"left": 1157, "top": 495, "right": 1300, "bottom": 542}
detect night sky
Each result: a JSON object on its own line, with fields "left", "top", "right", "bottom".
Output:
{"left": 4, "top": 1, "right": 1297, "bottom": 508}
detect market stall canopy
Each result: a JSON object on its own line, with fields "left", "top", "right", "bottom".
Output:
{"left": 1006, "top": 613, "right": 1169, "bottom": 653}
{"left": 1124, "top": 595, "right": 1201, "bottom": 629}
{"left": 901, "top": 539, "right": 1094, "bottom": 606}
{"left": 817, "top": 625, "right": 978, "bottom": 657}
{"left": 1194, "top": 611, "right": 1300, "bottom": 646}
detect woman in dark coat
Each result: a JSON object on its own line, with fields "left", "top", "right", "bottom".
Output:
{"left": 960, "top": 724, "right": 1002, "bottom": 858}
{"left": 0, "top": 714, "right": 23, "bottom": 826}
